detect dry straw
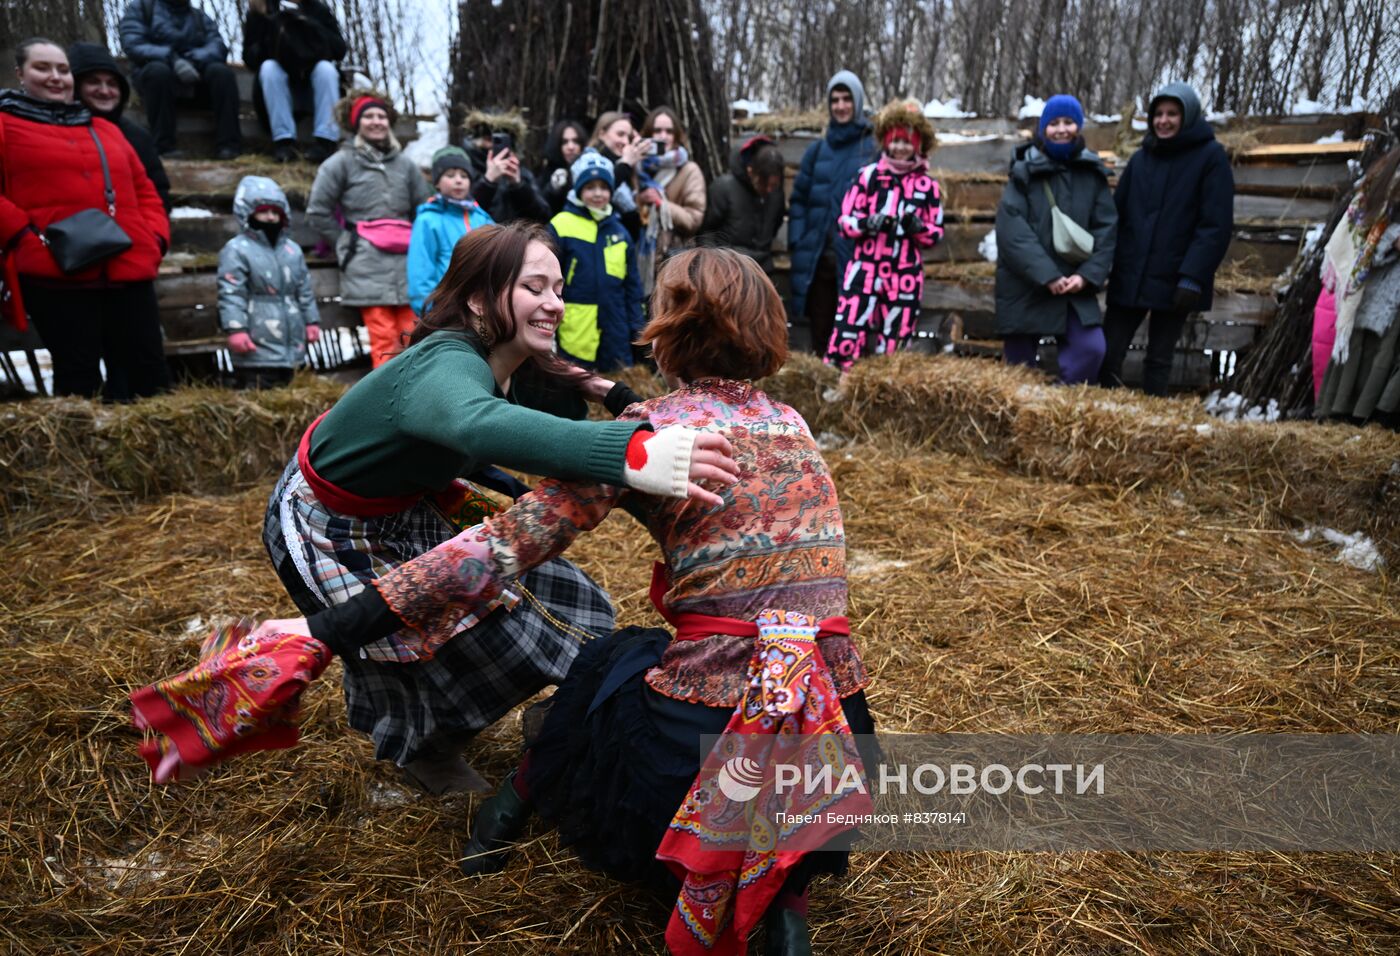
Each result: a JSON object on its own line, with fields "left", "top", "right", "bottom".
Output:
{"left": 3, "top": 355, "right": 1397, "bottom": 952}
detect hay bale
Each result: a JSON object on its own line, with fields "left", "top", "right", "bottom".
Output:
{"left": 839, "top": 353, "right": 1400, "bottom": 562}
{"left": 757, "top": 353, "right": 844, "bottom": 434}
{"left": 0, "top": 377, "right": 344, "bottom": 528}
{"left": 735, "top": 108, "right": 828, "bottom": 135}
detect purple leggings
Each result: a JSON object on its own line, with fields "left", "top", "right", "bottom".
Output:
{"left": 1003, "top": 308, "right": 1106, "bottom": 385}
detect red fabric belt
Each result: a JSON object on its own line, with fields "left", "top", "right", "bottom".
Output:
{"left": 296, "top": 411, "right": 425, "bottom": 517}
{"left": 648, "top": 561, "right": 849, "bottom": 642}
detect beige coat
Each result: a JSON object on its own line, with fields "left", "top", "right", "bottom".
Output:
{"left": 658, "top": 160, "right": 707, "bottom": 257}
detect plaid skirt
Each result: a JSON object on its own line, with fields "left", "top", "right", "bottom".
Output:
{"left": 262, "top": 458, "right": 616, "bottom": 765}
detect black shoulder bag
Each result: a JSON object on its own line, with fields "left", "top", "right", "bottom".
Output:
{"left": 42, "top": 127, "right": 134, "bottom": 274}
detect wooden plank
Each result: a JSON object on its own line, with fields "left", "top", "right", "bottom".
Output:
{"left": 155, "top": 264, "right": 340, "bottom": 307}
{"left": 1236, "top": 141, "right": 1365, "bottom": 162}
{"left": 169, "top": 213, "right": 323, "bottom": 254}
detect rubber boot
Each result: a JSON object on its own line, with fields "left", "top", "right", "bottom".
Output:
{"left": 763, "top": 907, "right": 812, "bottom": 956}
{"left": 459, "top": 772, "right": 531, "bottom": 876}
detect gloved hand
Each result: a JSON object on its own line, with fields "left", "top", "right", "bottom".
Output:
{"left": 1172, "top": 282, "right": 1202, "bottom": 314}
{"left": 172, "top": 57, "right": 201, "bottom": 85}
{"left": 549, "top": 167, "right": 569, "bottom": 191}
{"left": 861, "top": 214, "right": 892, "bottom": 237}
{"left": 227, "top": 331, "right": 257, "bottom": 354}
{"left": 899, "top": 212, "right": 927, "bottom": 236}
{"left": 305, "top": 323, "right": 321, "bottom": 344}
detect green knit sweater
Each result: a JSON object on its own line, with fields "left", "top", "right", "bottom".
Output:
{"left": 308, "top": 332, "right": 643, "bottom": 498}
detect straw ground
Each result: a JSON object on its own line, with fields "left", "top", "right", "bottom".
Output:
{"left": 3, "top": 354, "right": 1397, "bottom": 953}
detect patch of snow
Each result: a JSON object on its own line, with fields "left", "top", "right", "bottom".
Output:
{"left": 1293, "top": 527, "right": 1386, "bottom": 572}
{"left": 822, "top": 386, "right": 843, "bottom": 404}
{"left": 1017, "top": 95, "right": 1045, "bottom": 119}
{"left": 847, "top": 552, "right": 912, "bottom": 578}
{"left": 1203, "top": 390, "right": 1278, "bottom": 422}
{"left": 731, "top": 98, "right": 771, "bottom": 116}
{"left": 1131, "top": 118, "right": 1148, "bottom": 131}
{"left": 367, "top": 782, "right": 412, "bottom": 807}
{"left": 936, "top": 131, "right": 1002, "bottom": 144}
{"left": 1205, "top": 110, "right": 1236, "bottom": 124}
{"left": 170, "top": 206, "right": 214, "bottom": 220}
{"left": 942, "top": 342, "right": 956, "bottom": 353}
{"left": 923, "top": 97, "right": 976, "bottom": 119}
{"left": 183, "top": 616, "right": 206, "bottom": 635}
{"left": 88, "top": 851, "right": 170, "bottom": 889}
{"left": 403, "top": 113, "right": 449, "bottom": 171}
{"left": 1291, "top": 96, "right": 1330, "bottom": 115}
{"left": 815, "top": 431, "right": 848, "bottom": 451}
{"left": 1193, "top": 423, "right": 1214, "bottom": 436}
{"left": 1302, "top": 223, "right": 1327, "bottom": 256}
{"left": 977, "top": 229, "right": 997, "bottom": 263}
{"left": 3, "top": 346, "right": 50, "bottom": 395}
{"left": 1089, "top": 112, "right": 1122, "bottom": 124}
{"left": 1289, "top": 95, "right": 1371, "bottom": 117}
{"left": 1314, "top": 130, "right": 1345, "bottom": 144}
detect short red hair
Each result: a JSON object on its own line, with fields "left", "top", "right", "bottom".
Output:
{"left": 640, "top": 248, "right": 788, "bottom": 382}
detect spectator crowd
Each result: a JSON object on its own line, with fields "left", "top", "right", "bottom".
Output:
{"left": 6, "top": 6, "right": 1391, "bottom": 425}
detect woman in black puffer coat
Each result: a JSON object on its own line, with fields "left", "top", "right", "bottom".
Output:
{"left": 1099, "top": 82, "right": 1234, "bottom": 396}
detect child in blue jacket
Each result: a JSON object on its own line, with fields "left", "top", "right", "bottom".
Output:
{"left": 547, "top": 149, "right": 643, "bottom": 369}
{"left": 407, "top": 146, "right": 495, "bottom": 315}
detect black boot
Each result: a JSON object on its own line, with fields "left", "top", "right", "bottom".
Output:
{"left": 459, "top": 772, "right": 531, "bottom": 876}
{"left": 763, "top": 908, "right": 812, "bottom": 956}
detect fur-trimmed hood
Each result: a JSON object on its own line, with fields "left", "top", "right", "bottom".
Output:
{"left": 872, "top": 98, "right": 937, "bottom": 156}
{"left": 460, "top": 108, "right": 529, "bottom": 144}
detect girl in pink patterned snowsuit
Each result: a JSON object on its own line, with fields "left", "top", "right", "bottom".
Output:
{"left": 826, "top": 99, "right": 943, "bottom": 371}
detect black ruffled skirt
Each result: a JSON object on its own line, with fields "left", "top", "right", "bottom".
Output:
{"left": 522, "top": 626, "right": 876, "bottom": 891}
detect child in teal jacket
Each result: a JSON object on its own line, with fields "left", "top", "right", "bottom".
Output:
{"left": 547, "top": 149, "right": 643, "bottom": 369}
{"left": 407, "top": 147, "right": 495, "bottom": 315}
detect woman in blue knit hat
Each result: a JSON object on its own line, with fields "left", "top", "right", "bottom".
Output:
{"left": 547, "top": 149, "right": 644, "bottom": 371}
{"left": 993, "top": 94, "right": 1117, "bottom": 385}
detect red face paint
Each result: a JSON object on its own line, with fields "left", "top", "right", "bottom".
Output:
{"left": 883, "top": 126, "right": 921, "bottom": 153}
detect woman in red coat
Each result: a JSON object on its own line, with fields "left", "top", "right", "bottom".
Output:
{"left": 1, "top": 38, "right": 170, "bottom": 399}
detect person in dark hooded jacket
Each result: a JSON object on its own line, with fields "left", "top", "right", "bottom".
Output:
{"left": 697, "top": 135, "right": 786, "bottom": 274}
{"left": 67, "top": 42, "right": 172, "bottom": 213}
{"left": 994, "top": 94, "right": 1117, "bottom": 386}
{"left": 118, "top": 0, "right": 242, "bottom": 158}
{"left": 787, "top": 70, "right": 877, "bottom": 354}
{"left": 1099, "top": 82, "right": 1234, "bottom": 396}
{"left": 538, "top": 118, "right": 588, "bottom": 215}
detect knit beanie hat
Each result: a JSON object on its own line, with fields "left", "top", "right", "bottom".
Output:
{"left": 349, "top": 95, "right": 391, "bottom": 131}
{"left": 430, "top": 146, "right": 473, "bottom": 186}
{"left": 1037, "top": 94, "right": 1085, "bottom": 137}
{"left": 570, "top": 148, "right": 615, "bottom": 192}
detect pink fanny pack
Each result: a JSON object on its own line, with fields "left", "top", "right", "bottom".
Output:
{"left": 354, "top": 218, "right": 413, "bottom": 254}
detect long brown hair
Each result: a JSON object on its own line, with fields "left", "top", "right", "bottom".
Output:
{"left": 409, "top": 221, "right": 589, "bottom": 386}
{"left": 640, "top": 106, "right": 688, "bottom": 149}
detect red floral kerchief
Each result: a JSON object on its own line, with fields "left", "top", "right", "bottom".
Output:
{"left": 655, "top": 610, "right": 872, "bottom": 956}
{"left": 130, "top": 620, "right": 332, "bottom": 783}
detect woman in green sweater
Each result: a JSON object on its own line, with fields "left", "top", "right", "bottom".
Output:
{"left": 263, "top": 221, "right": 737, "bottom": 792}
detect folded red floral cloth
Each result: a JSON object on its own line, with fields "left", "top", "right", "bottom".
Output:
{"left": 655, "top": 609, "right": 872, "bottom": 956}
{"left": 129, "top": 620, "right": 332, "bottom": 783}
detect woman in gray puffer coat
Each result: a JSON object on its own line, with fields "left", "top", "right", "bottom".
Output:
{"left": 218, "top": 175, "right": 320, "bottom": 388}
{"left": 306, "top": 91, "right": 431, "bottom": 366}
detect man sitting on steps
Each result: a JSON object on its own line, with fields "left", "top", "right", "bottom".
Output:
{"left": 119, "top": 0, "right": 243, "bottom": 159}
{"left": 243, "top": 0, "right": 347, "bottom": 164}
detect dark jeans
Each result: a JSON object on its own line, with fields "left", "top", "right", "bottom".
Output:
{"left": 23, "top": 280, "right": 171, "bottom": 401}
{"left": 134, "top": 60, "right": 242, "bottom": 153}
{"left": 805, "top": 250, "right": 839, "bottom": 356}
{"left": 1100, "top": 304, "right": 1189, "bottom": 397}
{"left": 234, "top": 366, "right": 295, "bottom": 390}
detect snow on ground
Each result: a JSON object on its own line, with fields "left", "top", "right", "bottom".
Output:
{"left": 169, "top": 206, "right": 214, "bottom": 219}
{"left": 1314, "top": 130, "right": 1345, "bottom": 144}
{"left": 977, "top": 229, "right": 998, "bottom": 263}
{"left": 1017, "top": 95, "right": 1045, "bottom": 119}
{"left": 1206, "top": 110, "right": 1237, "bottom": 124}
{"left": 403, "top": 114, "right": 449, "bottom": 171}
{"left": 924, "top": 97, "right": 976, "bottom": 119}
{"left": 1302, "top": 223, "right": 1327, "bottom": 256}
{"left": 1090, "top": 113, "right": 1122, "bottom": 123}
{"left": 1291, "top": 94, "right": 1372, "bottom": 115}
{"left": 847, "top": 551, "right": 912, "bottom": 578}
{"left": 1203, "top": 390, "right": 1281, "bottom": 422}
{"left": 731, "top": 98, "right": 771, "bottom": 116}
{"left": 1293, "top": 527, "right": 1386, "bottom": 572}
{"left": 937, "top": 131, "right": 1002, "bottom": 144}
